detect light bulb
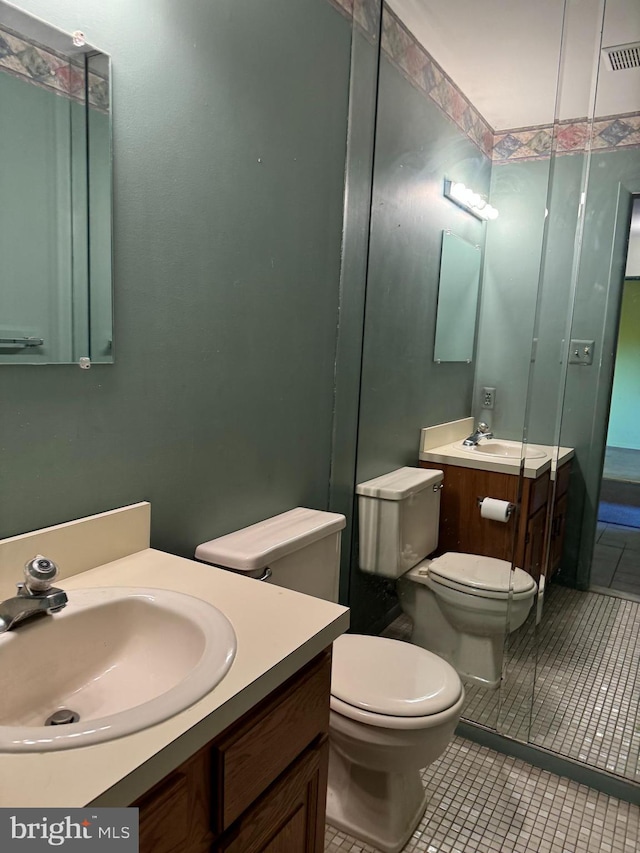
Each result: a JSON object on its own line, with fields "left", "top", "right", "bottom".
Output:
{"left": 451, "top": 182, "right": 467, "bottom": 201}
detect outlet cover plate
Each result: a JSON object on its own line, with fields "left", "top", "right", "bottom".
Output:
{"left": 482, "top": 387, "right": 496, "bottom": 409}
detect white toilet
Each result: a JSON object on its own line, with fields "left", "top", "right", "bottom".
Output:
{"left": 357, "top": 467, "right": 537, "bottom": 689}
{"left": 196, "top": 507, "right": 464, "bottom": 853}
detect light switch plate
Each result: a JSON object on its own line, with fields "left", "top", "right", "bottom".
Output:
{"left": 569, "top": 339, "right": 595, "bottom": 365}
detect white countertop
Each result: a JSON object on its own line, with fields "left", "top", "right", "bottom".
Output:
{"left": 0, "top": 548, "right": 349, "bottom": 808}
{"left": 420, "top": 441, "right": 574, "bottom": 479}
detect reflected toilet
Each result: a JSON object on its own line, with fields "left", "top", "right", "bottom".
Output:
{"left": 357, "top": 467, "right": 537, "bottom": 689}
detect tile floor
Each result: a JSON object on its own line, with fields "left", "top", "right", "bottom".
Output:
{"left": 592, "top": 522, "right": 640, "bottom": 596}
{"left": 324, "top": 736, "right": 640, "bottom": 853}
{"left": 383, "top": 584, "right": 640, "bottom": 781}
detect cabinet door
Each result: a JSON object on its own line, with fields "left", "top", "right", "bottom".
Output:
{"left": 137, "top": 747, "right": 215, "bottom": 853}
{"left": 420, "top": 462, "right": 519, "bottom": 560}
{"left": 216, "top": 738, "right": 329, "bottom": 853}
{"left": 524, "top": 505, "right": 548, "bottom": 581}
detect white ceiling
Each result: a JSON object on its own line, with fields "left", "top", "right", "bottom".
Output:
{"left": 388, "top": 0, "right": 640, "bottom": 130}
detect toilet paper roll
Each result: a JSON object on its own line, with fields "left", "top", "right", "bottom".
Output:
{"left": 480, "top": 497, "right": 512, "bottom": 522}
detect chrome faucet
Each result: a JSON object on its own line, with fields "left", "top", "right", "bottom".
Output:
{"left": 462, "top": 421, "right": 494, "bottom": 446}
{"left": 0, "top": 556, "right": 67, "bottom": 633}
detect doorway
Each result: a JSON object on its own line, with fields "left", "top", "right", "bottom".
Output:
{"left": 591, "top": 197, "right": 640, "bottom": 596}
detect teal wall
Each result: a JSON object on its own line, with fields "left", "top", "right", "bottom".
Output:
{"left": 357, "top": 58, "right": 489, "bottom": 480}
{"left": 474, "top": 157, "right": 552, "bottom": 440}
{"left": 4, "top": 0, "right": 634, "bottom": 607}
{"left": 607, "top": 281, "right": 640, "bottom": 449}
{"left": 347, "top": 48, "right": 490, "bottom": 631}
{"left": 0, "top": 0, "right": 352, "bottom": 559}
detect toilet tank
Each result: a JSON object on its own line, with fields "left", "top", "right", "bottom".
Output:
{"left": 356, "top": 467, "right": 443, "bottom": 578}
{"left": 195, "top": 508, "right": 346, "bottom": 603}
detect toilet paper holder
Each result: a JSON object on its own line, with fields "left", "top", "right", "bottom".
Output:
{"left": 476, "top": 496, "right": 515, "bottom": 519}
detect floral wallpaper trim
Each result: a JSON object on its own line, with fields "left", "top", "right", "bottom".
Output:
{"left": 586, "top": 112, "right": 640, "bottom": 153}
{"left": 328, "top": 0, "right": 490, "bottom": 156}
{"left": 327, "top": 0, "right": 640, "bottom": 163}
{"left": 0, "top": 25, "right": 108, "bottom": 111}
{"left": 380, "top": 5, "right": 493, "bottom": 159}
{"left": 493, "top": 113, "right": 640, "bottom": 163}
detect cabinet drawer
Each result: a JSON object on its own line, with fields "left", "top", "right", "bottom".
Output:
{"left": 212, "top": 650, "right": 332, "bottom": 831}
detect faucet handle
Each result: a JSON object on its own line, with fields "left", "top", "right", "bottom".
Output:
{"left": 23, "top": 555, "right": 59, "bottom": 592}
{"left": 477, "top": 422, "right": 490, "bottom": 433}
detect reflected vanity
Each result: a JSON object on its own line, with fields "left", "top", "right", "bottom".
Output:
{"left": 0, "top": 1, "right": 112, "bottom": 365}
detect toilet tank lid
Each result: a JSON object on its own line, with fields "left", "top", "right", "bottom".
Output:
{"left": 195, "top": 507, "right": 346, "bottom": 571}
{"left": 356, "top": 467, "right": 443, "bottom": 500}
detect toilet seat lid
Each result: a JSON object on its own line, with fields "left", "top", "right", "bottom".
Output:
{"left": 331, "top": 634, "right": 462, "bottom": 717}
{"left": 429, "top": 552, "right": 535, "bottom": 594}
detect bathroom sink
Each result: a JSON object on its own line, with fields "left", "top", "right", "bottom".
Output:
{"left": 458, "top": 440, "right": 546, "bottom": 460}
{"left": 0, "top": 587, "right": 237, "bottom": 752}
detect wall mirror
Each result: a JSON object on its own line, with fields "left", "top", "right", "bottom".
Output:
{"left": 339, "top": 0, "right": 640, "bottom": 788}
{"left": 434, "top": 231, "right": 481, "bottom": 363}
{"left": 0, "top": 1, "right": 112, "bottom": 365}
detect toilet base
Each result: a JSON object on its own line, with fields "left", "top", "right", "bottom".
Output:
{"left": 412, "top": 624, "right": 503, "bottom": 690}
{"left": 326, "top": 742, "right": 429, "bottom": 853}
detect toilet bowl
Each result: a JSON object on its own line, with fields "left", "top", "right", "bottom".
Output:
{"left": 195, "top": 507, "right": 463, "bottom": 853}
{"left": 398, "top": 553, "right": 537, "bottom": 688}
{"left": 357, "top": 468, "right": 537, "bottom": 688}
{"left": 327, "top": 634, "right": 464, "bottom": 853}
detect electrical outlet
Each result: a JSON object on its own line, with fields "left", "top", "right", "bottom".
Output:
{"left": 569, "top": 339, "right": 595, "bottom": 365}
{"left": 482, "top": 387, "right": 496, "bottom": 409}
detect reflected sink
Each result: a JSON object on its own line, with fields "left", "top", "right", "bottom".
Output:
{"left": 0, "top": 587, "right": 237, "bottom": 752}
{"left": 458, "top": 439, "right": 547, "bottom": 460}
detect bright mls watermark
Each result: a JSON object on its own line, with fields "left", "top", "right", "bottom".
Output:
{"left": 0, "top": 809, "right": 138, "bottom": 850}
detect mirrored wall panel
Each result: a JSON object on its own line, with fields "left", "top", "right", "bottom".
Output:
{"left": 341, "top": 0, "right": 640, "bottom": 784}
{"left": 344, "top": 0, "right": 566, "bottom": 735}
{"left": 0, "top": 1, "right": 112, "bottom": 364}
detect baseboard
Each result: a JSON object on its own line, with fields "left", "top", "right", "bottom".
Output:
{"left": 456, "top": 721, "right": 640, "bottom": 805}
{"left": 588, "top": 584, "right": 640, "bottom": 604}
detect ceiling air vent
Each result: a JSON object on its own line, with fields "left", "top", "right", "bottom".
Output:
{"left": 602, "top": 42, "right": 640, "bottom": 71}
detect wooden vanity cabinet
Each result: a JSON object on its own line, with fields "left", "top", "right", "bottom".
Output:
{"left": 134, "top": 649, "right": 332, "bottom": 853}
{"left": 419, "top": 460, "right": 571, "bottom": 582}
{"left": 549, "top": 461, "right": 571, "bottom": 577}
{"left": 515, "top": 470, "right": 551, "bottom": 582}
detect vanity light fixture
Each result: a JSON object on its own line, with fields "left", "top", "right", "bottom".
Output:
{"left": 444, "top": 179, "right": 499, "bottom": 221}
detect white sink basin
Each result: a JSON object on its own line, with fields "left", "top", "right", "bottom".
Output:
{"left": 458, "top": 439, "right": 547, "bottom": 460}
{"left": 0, "top": 587, "right": 237, "bottom": 752}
